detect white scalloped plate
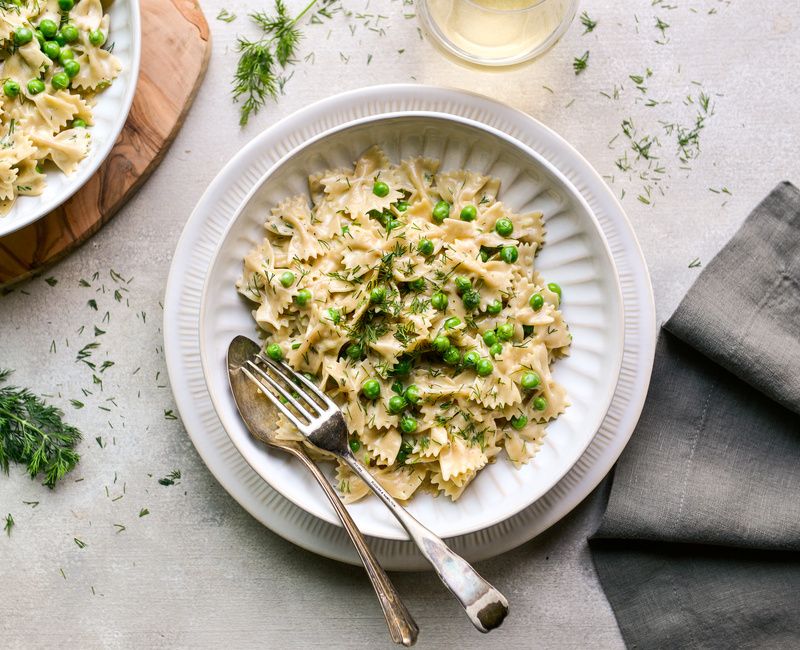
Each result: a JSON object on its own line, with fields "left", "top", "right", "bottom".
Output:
{"left": 0, "top": 0, "right": 141, "bottom": 238}
{"left": 164, "top": 85, "right": 656, "bottom": 570}
{"left": 199, "top": 112, "right": 624, "bottom": 541}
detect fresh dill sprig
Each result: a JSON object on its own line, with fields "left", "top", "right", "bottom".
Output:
{"left": 232, "top": 0, "right": 318, "bottom": 126}
{"left": 573, "top": 51, "right": 590, "bottom": 75}
{"left": 216, "top": 8, "right": 236, "bottom": 22}
{"left": 0, "top": 370, "right": 82, "bottom": 489}
{"left": 580, "top": 11, "right": 597, "bottom": 34}
{"left": 4, "top": 513, "right": 13, "bottom": 537}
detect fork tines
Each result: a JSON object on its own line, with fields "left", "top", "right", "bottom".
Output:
{"left": 241, "top": 353, "right": 335, "bottom": 434}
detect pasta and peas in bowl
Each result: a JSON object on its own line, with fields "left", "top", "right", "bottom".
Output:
{"left": 238, "top": 146, "right": 571, "bottom": 503}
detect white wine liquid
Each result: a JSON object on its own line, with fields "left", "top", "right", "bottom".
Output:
{"left": 425, "top": 0, "right": 575, "bottom": 64}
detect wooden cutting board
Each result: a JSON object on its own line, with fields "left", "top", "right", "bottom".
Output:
{"left": 0, "top": 0, "right": 210, "bottom": 288}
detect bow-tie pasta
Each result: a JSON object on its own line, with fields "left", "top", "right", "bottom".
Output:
{"left": 238, "top": 147, "right": 572, "bottom": 502}
{"left": 0, "top": 0, "right": 122, "bottom": 215}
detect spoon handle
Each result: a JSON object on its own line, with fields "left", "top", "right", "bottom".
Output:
{"left": 287, "top": 447, "right": 419, "bottom": 647}
{"left": 342, "top": 452, "right": 508, "bottom": 633}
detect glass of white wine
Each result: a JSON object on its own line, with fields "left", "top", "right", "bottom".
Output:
{"left": 418, "top": 0, "right": 579, "bottom": 68}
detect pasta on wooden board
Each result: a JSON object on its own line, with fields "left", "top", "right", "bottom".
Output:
{"left": 239, "top": 147, "right": 571, "bottom": 502}
{"left": 0, "top": 0, "right": 122, "bottom": 214}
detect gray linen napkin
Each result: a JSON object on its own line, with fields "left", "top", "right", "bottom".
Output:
{"left": 590, "top": 182, "right": 800, "bottom": 649}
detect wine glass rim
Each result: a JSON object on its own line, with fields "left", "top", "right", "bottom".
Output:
{"left": 461, "top": 0, "right": 552, "bottom": 14}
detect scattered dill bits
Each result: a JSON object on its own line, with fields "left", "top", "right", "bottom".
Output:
{"left": 216, "top": 8, "right": 236, "bottom": 22}
{"left": 163, "top": 409, "right": 177, "bottom": 420}
{"left": 139, "top": 508, "right": 150, "bottom": 517}
{"left": 688, "top": 258, "right": 702, "bottom": 268}
{"left": 655, "top": 17, "right": 670, "bottom": 42}
{"left": 4, "top": 513, "right": 13, "bottom": 536}
{"left": 113, "top": 524, "right": 126, "bottom": 534}
{"left": 573, "top": 51, "right": 589, "bottom": 75}
{"left": 232, "top": 0, "right": 319, "bottom": 126}
{"left": 44, "top": 277, "right": 58, "bottom": 287}
{"left": 580, "top": 11, "right": 597, "bottom": 34}
{"left": 73, "top": 537, "right": 87, "bottom": 549}
{"left": 158, "top": 470, "right": 181, "bottom": 486}
{"left": 0, "top": 370, "right": 81, "bottom": 488}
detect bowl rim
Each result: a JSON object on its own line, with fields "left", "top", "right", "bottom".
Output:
{"left": 199, "top": 110, "right": 625, "bottom": 540}
{"left": 0, "top": 0, "right": 142, "bottom": 238}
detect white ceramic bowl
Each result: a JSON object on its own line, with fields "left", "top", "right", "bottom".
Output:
{"left": 199, "top": 112, "right": 625, "bottom": 541}
{"left": 0, "top": 0, "right": 141, "bottom": 238}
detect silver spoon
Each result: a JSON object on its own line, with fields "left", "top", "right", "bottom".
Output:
{"left": 227, "top": 336, "right": 419, "bottom": 647}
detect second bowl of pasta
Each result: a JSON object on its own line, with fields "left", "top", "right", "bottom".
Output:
{"left": 200, "top": 112, "right": 624, "bottom": 541}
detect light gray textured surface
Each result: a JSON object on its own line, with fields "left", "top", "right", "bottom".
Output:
{"left": 1, "top": 1, "right": 799, "bottom": 648}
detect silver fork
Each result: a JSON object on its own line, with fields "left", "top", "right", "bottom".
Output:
{"left": 238, "top": 337, "right": 509, "bottom": 633}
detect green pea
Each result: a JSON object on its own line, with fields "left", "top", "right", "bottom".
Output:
{"left": 88, "top": 29, "right": 105, "bottom": 46}
{"left": 63, "top": 59, "right": 80, "bottom": 78}
{"left": 529, "top": 293, "right": 544, "bottom": 311}
{"left": 35, "top": 163, "right": 44, "bottom": 174}
{"left": 14, "top": 27, "right": 33, "bottom": 45}
{"left": 71, "top": 118, "right": 86, "bottom": 128}
{"left": 500, "top": 245, "right": 519, "bottom": 264}
{"left": 408, "top": 278, "right": 425, "bottom": 292}
{"left": 444, "top": 316, "right": 461, "bottom": 329}
{"left": 432, "top": 335, "right": 450, "bottom": 353}
{"left": 58, "top": 0, "right": 74, "bottom": 10}
{"left": 395, "top": 200, "right": 409, "bottom": 212}
{"left": 482, "top": 330, "right": 498, "bottom": 347}
{"left": 463, "top": 350, "right": 480, "bottom": 368}
{"left": 51, "top": 71, "right": 69, "bottom": 90}
{"left": 392, "top": 357, "right": 412, "bottom": 376}
{"left": 43, "top": 41, "right": 60, "bottom": 60}
{"left": 362, "top": 378, "right": 381, "bottom": 400}
{"left": 400, "top": 415, "right": 418, "bottom": 434}
{"left": 496, "top": 322, "right": 514, "bottom": 341}
{"left": 326, "top": 308, "right": 341, "bottom": 324}
{"left": 460, "top": 204, "right": 477, "bottom": 221}
{"left": 373, "top": 180, "right": 390, "bottom": 197}
{"left": 39, "top": 19, "right": 58, "bottom": 39}
{"left": 279, "top": 271, "right": 295, "bottom": 288}
{"left": 443, "top": 347, "right": 461, "bottom": 365}
{"left": 431, "top": 292, "right": 448, "bottom": 311}
{"left": 511, "top": 415, "right": 528, "bottom": 430}
{"left": 266, "top": 343, "right": 283, "bottom": 361}
{"left": 454, "top": 275, "right": 471, "bottom": 294}
{"left": 386, "top": 219, "right": 401, "bottom": 232}
{"left": 346, "top": 343, "right": 363, "bottom": 360}
{"left": 388, "top": 395, "right": 407, "bottom": 414}
{"left": 521, "top": 372, "right": 541, "bottom": 390}
{"left": 489, "top": 342, "right": 502, "bottom": 357}
{"left": 60, "top": 24, "right": 79, "bottom": 43}
{"left": 495, "top": 218, "right": 514, "bottom": 237}
{"left": 349, "top": 438, "right": 361, "bottom": 452}
{"left": 54, "top": 32, "right": 66, "bottom": 46}
{"left": 369, "top": 285, "right": 386, "bottom": 304}
{"left": 487, "top": 299, "right": 503, "bottom": 316}
{"left": 404, "top": 384, "right": 421, "bottom": 405}
{"left": 294, "top": 288, "right": 312, "bottom": 307}
{"left": 533, "top": 396, "right": 548, "bottom": 411}
{"left": 462, "top": 290, "right": 481, "bottom": 310}
{"left": 3, "top": 80, "right": 19, "bottom": 98}
{"left": 35, "top": 30, "right": 45, "bottom": 46}
{"left": 432, "top": 200, "right": 450, "bottom": 223}
{"left": 396, "top": 439, "right": 413, "bottom": 463}
{"left": 476, "top": 359, "right": 493, "bottom": 377}
{"left": 417, "top": 238, "right": 434, "bottom": 256}
{"left": 547, "top": 282, "right": 562, "bottom": 301}
{"left": 58, "top": 48, "right": 74, "bottom": 64}
{"left": 27, "top": 78, "right": 45, "bottom": 95}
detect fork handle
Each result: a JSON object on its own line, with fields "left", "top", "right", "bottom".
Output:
{"left": 286, "top": 447, "right": 419, "bottom": 647}
{"left": 341, "top": 452, "right": 509, "bottom": 633}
